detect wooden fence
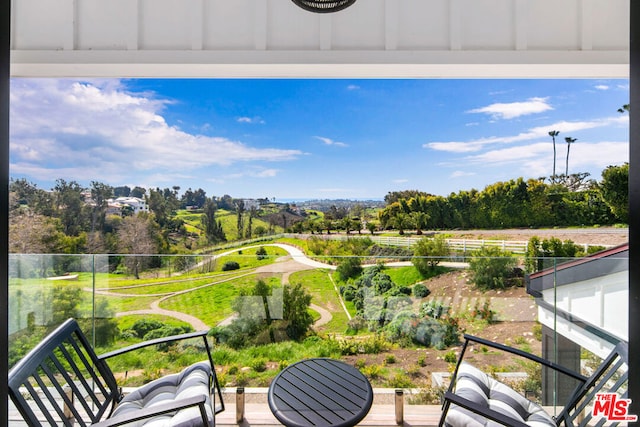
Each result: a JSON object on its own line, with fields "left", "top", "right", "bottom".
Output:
{"left": 281, "top": 233, "right": 609, "bottom": 255}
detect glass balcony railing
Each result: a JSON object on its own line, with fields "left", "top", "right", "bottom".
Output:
{"left": 7, "top": 241, "right": 629, "bottom": 423}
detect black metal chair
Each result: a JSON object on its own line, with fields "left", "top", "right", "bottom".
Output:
{"left": 9, "top": 318, "right": 224, "bottom": 426}
{"left": 439, "top": 334, "right": 629, "bottom": 427}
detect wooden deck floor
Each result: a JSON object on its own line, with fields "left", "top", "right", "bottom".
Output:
{"left": 216, "top": 388, "right": 443, "bottom": 427}
{"left": 216, "top": 402, "right": 443, "bottom": 427}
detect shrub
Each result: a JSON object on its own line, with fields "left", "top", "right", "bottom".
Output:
{"left": 444, "top": 350, "right": 457, "bottom": 364}
{"left": 222, "top": 261, "right": 240, "bottom": 271}
{"left": 386, "top": 373, "right": 415, "bottom": 389}
{"left": 420, "top": 301, "right": 448, "bottom": 319}
{"left": 362, "top": 364, "right": 383, "bottom": 379}
{"left": 142, "top": 325, "right": 192, "bottom": 341}
{"left": 413, "top": 283, "right": 431, "bottom": 298}
{"left": 471, "top": 300, "right": 495, "bottom": 322}
{"left": 412, "top": 236, "right": 450, "bottom": 276}
{"left": 250, "top": 359, "right": 267, "bottom": 372}
{"left": 142, "top": 325, "right": 194, "bottom": 350}
{"left": 336, "top": 257, "right": 363, "bottom": 281}
{"left": 468, "top": 246, "right": 517, "bottom": 291}
{"left": 417, "top": 355, "right": 426, "bottom": 367}
{"left": 256, "top": 246, "right": 268, "bottom": 260}
{"left": 130, "top": 319, "right": 165, "bottom": 338}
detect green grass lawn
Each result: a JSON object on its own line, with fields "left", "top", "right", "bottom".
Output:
{"left": 288, "top": 269, "right": 352, "bottom": 334}
{"left": 383, "top": 265, "right": 423, "bottom": 287}
{"left": 159, "top": 274, "right": 281, "bottom": 326}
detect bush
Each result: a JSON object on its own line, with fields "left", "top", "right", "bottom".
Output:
{"left": 222, "top": 261, "right": 240, "bottom": 271}
{"left": 471, "top": 300, "right": 495, "bottom": 322}
{"left": 130, "top": 319, "right": 165, "bottom": 338}
{"left": 412, "top": 236, "right": 450, "bottom": 276}
{"left": 256, "top": 246, "right": 268, "bottom": 260}
{"left": 413, "top": 283, "right": 431, "bottom": 298}
{"left": 142, "top": 325, "right": 193, "bottom": 341}
{"left": 420, "top": 301, "right": 448, "bottom": 319}
{"left": 468, "top": 246, "right": 517, "bottom": 291}
{"left": 336, "top": 257, "right": 363, "bottom": 281}
{"left": 444, "top": 350, "right": 457, "bottom": 364}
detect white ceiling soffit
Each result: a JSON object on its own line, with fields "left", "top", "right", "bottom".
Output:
{"left": 10, "top": 0, "right": 630, "bottom": 79}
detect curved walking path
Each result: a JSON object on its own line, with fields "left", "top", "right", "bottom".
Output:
{"left": 109, "top": 243, "right": 338, "bottom": 330}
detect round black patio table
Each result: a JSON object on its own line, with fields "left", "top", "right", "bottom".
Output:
{"left": 267, "top": 358, "right": 374, "bottom": 427}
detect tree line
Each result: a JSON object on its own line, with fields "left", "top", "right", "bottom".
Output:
{"left": 377, "top": 164, "right": 628, "bottom": 232}
{"left": 8, "top": 179, "right": 281, "bottom": 261}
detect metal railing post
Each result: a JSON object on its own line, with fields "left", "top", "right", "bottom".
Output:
{"left": 236, "top": 387, "right": 245, "bottom": 424}
{"left": 395, "top": 389, "right": 403, "bottom": 425}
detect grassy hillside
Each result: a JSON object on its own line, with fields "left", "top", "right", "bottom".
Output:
{"left": 174, "top": 208, "right": 283, "bottom": 240}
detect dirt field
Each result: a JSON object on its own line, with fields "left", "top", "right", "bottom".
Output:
{"left": 439, "top": 227, "right": 628, "bottom": 247}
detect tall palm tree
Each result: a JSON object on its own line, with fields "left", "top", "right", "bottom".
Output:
{"left": 564, "top": 137, "right": 577, "bottom": 176}
{"left": 617, "top": 104, "right": 630, "bottom": 113}
{"left": 548, "top": 130, "right": 560, "bottom": 182}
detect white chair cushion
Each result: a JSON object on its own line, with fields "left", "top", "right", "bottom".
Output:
{"left": 445, "top": 362, "right": 555, "bottom": 427}
{"left": 111, "top": 361, "right": 213, "bottom": 427}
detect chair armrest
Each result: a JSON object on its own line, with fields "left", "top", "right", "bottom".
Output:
{"left": 98, "top": 330, "right": 209, "bottom": 360}
{"left": 462, "top": 334, "right": 587, "bottom": 382}
{"left": 443, "top": 391, "right": 531, "bottom": 427}
{"left": 91, "top": 395, "right": 208, "bottom": 427}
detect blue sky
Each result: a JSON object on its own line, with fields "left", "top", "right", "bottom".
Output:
{"left": 10, "top": 78, "right": 629, "bottom": 201}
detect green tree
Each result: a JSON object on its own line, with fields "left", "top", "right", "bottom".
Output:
{"left": 468, "top": 246, "right": 516, "bottom": 291}
{"left": 282, "top": 283, "right": 314, "bottom": 340}
{"left": 256, "top": 246, "right": 268, "bottom": 260}
{"left": 202, "top": 198, "right": 226, "bottom": 243}
{"left": 131, "top": 186, "right": 146, "bottom": 198}
{"left": 336, "top": 257, "right": 363, "bottom": 281}
{"left": 393, "top": 213, "right": 412, "bottom": 235}
{"left": 51, "top": 284, "right": 83, "bottom": 324}
{"left": 113, "top": 185, "right": 131, "bottom": 197}
{"left": 412, "top": 235, "right": 450, "bottom": 276}
{"left": 236, "top": 200, "right": 246, "bottom": 239}
{"left": 411, "top": 211, "right": 429, "bottom": 235}
{"left": 366, "top": 221, "right": 377, "bottom": 235}
{"left": 53, "top": 179, "right": 87, "bottom": 236}
{"left": 599, "top": 163, "right": 628, "bottom": 222}
{"left": 341, "top": 217, "right": 355, "bottom": 234}
{"left": 90, "top": 181, "right": 113, "bottom": 233}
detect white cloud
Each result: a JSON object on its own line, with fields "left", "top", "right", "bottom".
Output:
{"left": 393, "top": 179, "right": 409, "bottom": 184}
{"left": 426, "top": 141, "right": 487, "bottom": 153}
{"left": 462, "top": 141, "right": 628, "bottom": 178}
{"left": 450, "top": 171, "right": 476, "bottom": 178}
{"left": 468, "top": 97, "right": 552, "bottom": 119}
{"left": 594, "top": 85, "right": 610, "bottom": 90}
{"left": 424, "top": 116, "right": 627, "bottom": 153}
{"left": 251, "top": 168, "right": 279, "bottom": 178}
{"left": 347, "top": 85, "right": 360, "bottom": 91}
{"left": 315, "top": 136, "right": 348, "bottom": 147}
{"left": 10, "top": 79, "right": 301, "bottom": 184}
{"left": 237, "top": 116, "right": 265, "bottom": 124}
